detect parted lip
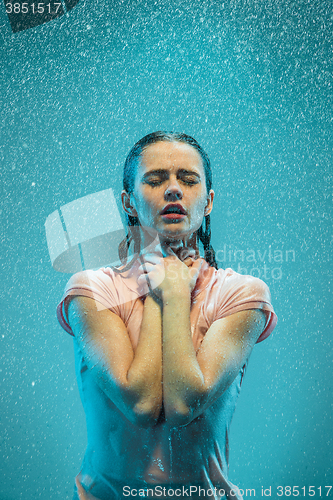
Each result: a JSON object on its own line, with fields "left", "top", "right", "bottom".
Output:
{"left": 160, "top": 203, "right": 187, "bottom": 215}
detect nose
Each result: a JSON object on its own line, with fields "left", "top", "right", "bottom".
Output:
{"left": 164, "top": 177, "right": 183, "bottom": 201}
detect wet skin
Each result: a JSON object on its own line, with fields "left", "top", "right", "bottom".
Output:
{"left": 66, "top": 140, "right": 268, "bottom": 499}
{"left": 121, "top": 141, "right": 214, "bottom": 252}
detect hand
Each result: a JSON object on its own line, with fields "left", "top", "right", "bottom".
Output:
{"left": 161, "top": 240, "right": 197, "bottom": 261}
{"left": 137, "top": 252, "right": 203, "bottom": 300}
{"left": 137, "top": 253, "right": 165, "bottom": 300}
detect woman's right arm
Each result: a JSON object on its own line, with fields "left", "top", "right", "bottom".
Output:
{"left": 67, "top": 294, "right": 162, "bottom": 428}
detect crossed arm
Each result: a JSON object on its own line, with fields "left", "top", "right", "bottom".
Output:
{"left": 67, "top": 282, "right": 266, "bottom": 428}
{"left": 67, "top": 293, "right": 163, "bottom": 428}
{"left": 162, "top": 288, "right": 266, "bottom": 426}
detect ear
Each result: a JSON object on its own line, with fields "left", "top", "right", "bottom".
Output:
{"left": 204, "top": 189, "right": 214, "bottom": 216}
{"left": 121, "top": 190, "right": 138, "bottom": 217}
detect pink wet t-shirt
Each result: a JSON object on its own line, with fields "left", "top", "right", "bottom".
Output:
{"left": 57, "top": 258, "right": 277, "bottom": 500}
{"left": 58, "top": 258, "right": 276, "bottom": 346}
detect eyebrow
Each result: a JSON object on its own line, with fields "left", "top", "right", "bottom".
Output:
{"left": 141, "top": 169, "right": 202, "bottom": 181}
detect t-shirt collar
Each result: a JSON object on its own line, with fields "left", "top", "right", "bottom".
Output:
{"left": 117, "top": 256, "right": 215, "bottom": 298}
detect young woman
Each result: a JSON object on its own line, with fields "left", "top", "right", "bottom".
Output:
{"left": 57, "top": 131, "right": 277, "bottom": 500}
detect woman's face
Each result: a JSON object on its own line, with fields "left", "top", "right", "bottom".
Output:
{"left": 122, "top": 141, "right": 214, "bottom": 245}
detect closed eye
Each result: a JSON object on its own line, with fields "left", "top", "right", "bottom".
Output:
{"left": 180, "top": 176, "right": 200, "bottom": 185}
{"left": 178, "top": 169, "right": 201, "bottom": 185}
{"left": 141, "top": 169, "right": 201, "bottom": 186}
{"left": 146, "top": 178, "right": 199, "bottom": 187}
{"left": 146, "top": 178, "right": 164, "bottom": 186}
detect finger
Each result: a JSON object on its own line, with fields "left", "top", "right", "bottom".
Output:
{"left": 138, "top": 263, "right": 155, "bottom": 272}
{"left": 191, "top": 257, "right": 203, "bottom": 270}
{"left": 141, "top": 253, "right": 163, "bottom": 265}
{"left": 189, "top": 258, "right": 203, "bottom": 277}
{"left": 137, "top": 273, "right": 148, "bottom": 283}
{"left": 183, "top": 257, "right": 195, "bottom": 267}
{"left": 137, "top": 273, "right": 153, "bottom": 289}
{"left": 163, "top": 254, "right": 180, "bottom": 264}
{"left": 177, "top": 248, "right": 196, "bottom": 261}
{"left": 185, "top": 249, "right": 197, "bottom": 259}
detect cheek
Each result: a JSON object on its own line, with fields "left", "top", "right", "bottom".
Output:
{"left": 192, "top": 194, "right": 207, "bottom": 213}
{"left": 189, "top": 197, "right": 207, "bottom": 225}
{"left": 136, "top": 197, "right": 157, "bottom": 222}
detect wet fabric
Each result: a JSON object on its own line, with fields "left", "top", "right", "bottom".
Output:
{"left": 57, "top": 259, "right": 277, "bottom": 500}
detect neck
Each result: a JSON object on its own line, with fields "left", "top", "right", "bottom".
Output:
{"left": 139, "top": 229, "right": 199, "bottom": 260}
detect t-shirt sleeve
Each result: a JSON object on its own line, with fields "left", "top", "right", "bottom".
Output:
{"left": 56, "top": 269, "right": 122, "bottom": 336}
{"left": 214, "top": 270, "right": 277, "bottom": 343}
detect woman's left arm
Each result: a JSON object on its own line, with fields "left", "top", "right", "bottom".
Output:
{"left": 141, "top": 253, "right": 267, "bottom": 427}
{"left": 162, "top": 283, "right": 266, "bottom": 427}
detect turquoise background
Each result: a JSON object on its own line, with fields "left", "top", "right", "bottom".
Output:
{"left": 1, "top": 0, "right": 332, "bottom": 498}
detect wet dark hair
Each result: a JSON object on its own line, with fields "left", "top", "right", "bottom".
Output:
{"left": 117, "top": 131, "right": 218, "bottom": 270}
